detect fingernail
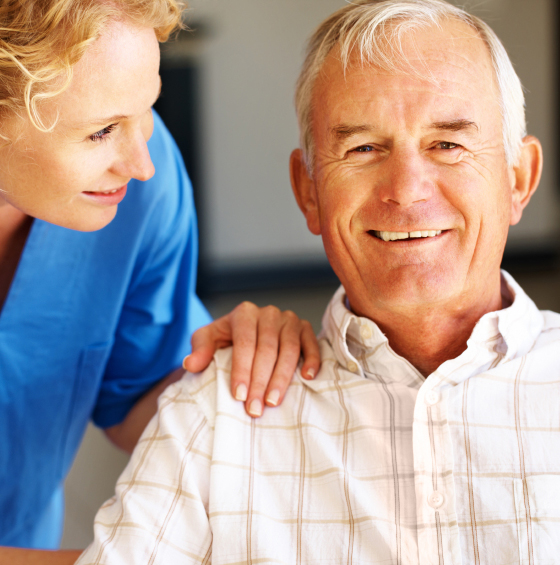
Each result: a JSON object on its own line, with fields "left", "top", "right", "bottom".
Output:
{"left": 306, "top": 368, "right": 316, "bottom": 380}
{"left": 182, "top": 355, "right": 190, "bottom": 370}
{"left": 248, "top": 398, "right": 262, "bottom": 417}
{"left": 235, "top": 383, "right": 248, "bottom": 401}
{"left": 266, "top": 390, "right": 280, "bottom": 406}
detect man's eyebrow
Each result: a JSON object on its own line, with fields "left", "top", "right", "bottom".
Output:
{"left": 74, "top": 78, "right": 162, "bottom": 129}
{"left": 329, "top": 119, "right": 478, "bottom": 142}
{"left": 329, "top": 124, "right": 374, "bottom": 141}
{"left": 428, "top": 119, "right": 479, "bottom": 133}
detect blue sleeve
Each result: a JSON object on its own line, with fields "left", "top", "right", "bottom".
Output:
{"left": 92, "top": 112, "right": 212, "bottom": 428}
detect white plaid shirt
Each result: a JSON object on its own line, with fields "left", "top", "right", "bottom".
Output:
{"left": 78, "top": 271, "right": 560, "bottom": 565}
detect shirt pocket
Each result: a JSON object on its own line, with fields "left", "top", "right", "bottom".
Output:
{"left": 513, "top": 475, "right": 560, "bottom": 565}
{"left": 61, "top": 340, "right": 114, "bottom": 475}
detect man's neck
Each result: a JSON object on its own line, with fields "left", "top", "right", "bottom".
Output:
{"left": 352, "top": 282, "right": 505, "bottom": 378}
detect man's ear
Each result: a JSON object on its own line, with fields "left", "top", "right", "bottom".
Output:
{"left": 510, "top": 135, "right": 543, "bottom": 226}
{"left": 290, "top": 148, "right": 321, "bottom": 235}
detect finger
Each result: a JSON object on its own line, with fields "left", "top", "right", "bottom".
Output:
{"left": 244, "top": 305, "right": 284, "bottom": 417}
{"left": 263, "top": 312, "right": 303, "bottom": 407}
{"left": 299, "top": 320, "right": 321, "bottom": 380}
{"left": 229, "top": 302, "right": 260, "bottom": 404}
{"left": 184, "top": 318, "right": 232, "bottom": 374}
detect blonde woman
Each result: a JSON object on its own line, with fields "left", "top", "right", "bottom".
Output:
{"left": 0, "top": 1, "right": 319, "bottom": 562}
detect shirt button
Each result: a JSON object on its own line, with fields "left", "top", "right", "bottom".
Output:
{"left": 360, "top": 325, "right": 372, "bottom": 340}
{"left": 425, "top": 390, "right": 440, "bottom": 406}
{"left": 428, "top": 491, "right": 445, "bottom": 509}
{"left": 347, "top": 361, "right": 358, "bottom": 373}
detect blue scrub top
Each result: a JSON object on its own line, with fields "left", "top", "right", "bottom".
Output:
{"left": 0, "top": 111, "right": 211, "bottom": 548}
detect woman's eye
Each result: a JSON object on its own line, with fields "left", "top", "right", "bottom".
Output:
{"left": 89, "top": 123, "right": 118, "bottom": 142}
{"left": 353, "top": 145, "right": 375, "bottom": 153}
{"left": 437, "top": 141, "right": 459, "bottom": 150}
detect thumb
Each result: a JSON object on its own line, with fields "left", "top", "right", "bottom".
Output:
{"left": 182, "top": 347, "right": 215, "bottom": 374}
{"left": 183, "top": 318, "right": 232, "bottom": 373}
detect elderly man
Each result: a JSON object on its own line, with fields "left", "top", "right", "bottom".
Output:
{"left": 78, "top": 0, "right": 559, "bottom": 563}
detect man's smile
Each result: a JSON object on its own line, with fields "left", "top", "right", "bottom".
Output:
{"left": 371, "top": 229, "right": 444, "bottom": 242}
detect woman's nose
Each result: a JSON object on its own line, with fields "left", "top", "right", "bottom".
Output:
{"left": 111, "top": 129, "right": 155, "bottom": 182}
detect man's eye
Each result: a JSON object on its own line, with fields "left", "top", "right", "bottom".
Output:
{"left": 437, "top": 141, "right": 459, "bottom": 150}
{"left": 89, "top": 123, "right": 118, "bottom": 142}
{"left": 353, "top": 145, "right": 375, "bottom": 153}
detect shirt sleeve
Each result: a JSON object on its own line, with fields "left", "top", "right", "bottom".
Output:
{"left": 92, "top": 112, "right": 212, "bottom": 428}
{"left": 77, "top": 375, "right": 214, "bottom": 565}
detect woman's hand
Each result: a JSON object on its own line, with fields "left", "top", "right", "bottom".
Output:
{"left": 183, "top": 303, "right": 320, "bottom": 417}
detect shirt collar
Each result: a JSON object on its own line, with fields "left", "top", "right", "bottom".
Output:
{"left": 321, "top": 285, "right": 366, "bottom": 377}
{"left": 322, "top": 285, "right": 419, "bottom": 383}
{"left": 472, "top": 270, "right": 543, "bottom": 361}
{"left": 321, "top": 270, "right": 543, "bottom": 380}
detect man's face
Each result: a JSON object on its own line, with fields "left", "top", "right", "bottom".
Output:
{"left": 292, "top": 20, "right": 536, "bottom": 319}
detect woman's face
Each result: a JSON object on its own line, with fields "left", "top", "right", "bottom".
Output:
{"left": 0, "top": 20, "right": 161, "bottom": 231}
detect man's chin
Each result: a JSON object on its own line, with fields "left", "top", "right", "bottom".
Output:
{"left": 361, "top": 269, "right": 464, "bottom": 312}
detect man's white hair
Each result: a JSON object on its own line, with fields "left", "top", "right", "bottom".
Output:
{"left": 295, "top": 0, "right": 526, "bottom": 174}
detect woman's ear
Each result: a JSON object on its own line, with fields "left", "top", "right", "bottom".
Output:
{"left": 510, "top": 135, "right": 543, "bottom": 226}
{"left": 290, "top": 149, "right": 321, "bottom": 235}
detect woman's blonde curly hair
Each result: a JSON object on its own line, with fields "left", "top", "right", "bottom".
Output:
{"left": 0, "top": 0, "right": 185, "bottom": 131}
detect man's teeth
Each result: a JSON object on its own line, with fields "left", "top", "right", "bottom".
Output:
{"left": 374, "top": 230, "right": 442, "bottom": 242}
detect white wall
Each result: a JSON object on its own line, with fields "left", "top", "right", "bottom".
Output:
{"left": 188, "top": 0, "right": 344, "bottom": 269}
{"left": 189, "top": 0, "right": 559, "bottom": 267}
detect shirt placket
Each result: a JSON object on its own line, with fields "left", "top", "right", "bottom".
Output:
{"left": 415, "top": 379, "right": 461, "bottom": 565}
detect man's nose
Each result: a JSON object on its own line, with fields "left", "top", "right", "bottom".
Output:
{"left": 111, "top": 130, "right": 156, "bottom": 182}
{"left": 377, "top": 148, "right": 434, "bottom": 207}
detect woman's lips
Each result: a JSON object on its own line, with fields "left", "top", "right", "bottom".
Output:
{"left": 82, "top": 184, "right": 127, "bottom": 206}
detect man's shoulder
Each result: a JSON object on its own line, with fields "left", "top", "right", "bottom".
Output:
{"left": 516, "top": 308, "right": 560, "bottom": 371}
{"left": 161, "top": 339, "right": 345, "bottom": 425}
{"left": 156, "top": 329, "right": 368, "bottom": 436}
{"left": 539, "top": 309, "right": 560, "bottom": 343}
{"left": 541, "top": 308, "right": 560, "bottom": 325}
{"left": 162, "top": 348, "right": 238, "bottom": 429}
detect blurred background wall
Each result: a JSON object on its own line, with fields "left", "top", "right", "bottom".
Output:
{"left": 62, "top": 0, "right": 560, "bottom": 549}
